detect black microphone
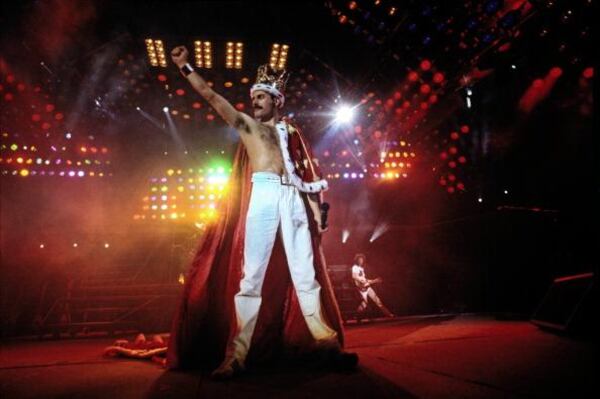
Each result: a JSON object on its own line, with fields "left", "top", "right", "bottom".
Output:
{"left": 320, "top": 202, "right": 330, "bottom": 230}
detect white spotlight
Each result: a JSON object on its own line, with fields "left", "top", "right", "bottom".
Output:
{"left": 334, "top": 105, "right": 355, "bottom": 124}
{"left": 342, "top": 229, "right": 350, "bottom": 244}
{"left": 369, "top": 221, "right": 390, "bottom": 243}
{"left": 163, "top": 106, "right": 169, "bottom": 113}
{"left": 136, "top": 106, "right": 141, "bottom": 111}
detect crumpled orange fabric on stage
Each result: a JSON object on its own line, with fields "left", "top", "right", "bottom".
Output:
{"left": 166, "top": 122, "right": 344, "bottom": 370}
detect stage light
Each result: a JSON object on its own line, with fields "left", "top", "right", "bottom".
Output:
{"left": 342, "top": 229, "right": 350, "bottom": 244}
{"left": 504, "top": 190, "right": 509, "bottom": 195}
{"left": 369, "top": 222, "right": 390, "bottom": 243}
{"left": 40, "top": 244, "right": 45, "bottom": 249}
{"left": 477, "top": 197, "right": 483, "bottom": 203}
{"left": 466, "top": 97, "right": 472, "bottom": 108}
{"left": 104, "top": 243, "right": 110, "bottom": 248}
{"left": 145, "top": 39, "right": 167, "bottom": 67}
{"left": 511, "top": 64, "right": 517, "bottom": 69}
{"left": 73, "top": 243, "right": 78, "bottom": 248}
{"left": 269, "top": 43, "right": 290, "bottom": 70}
{"left": 163, "top": 106, "right": 169, "bottom": 112}
{"left": 334, "top": 105, "right": 355, "bottom": 124}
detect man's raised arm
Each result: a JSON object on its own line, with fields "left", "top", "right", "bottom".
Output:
{"left": 171, "top": 46, "right": 246, "bottom": 128}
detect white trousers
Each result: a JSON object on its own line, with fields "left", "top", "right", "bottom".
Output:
{"left": 357, "top": 287, "right": 384, "bottom": 312}
{"left": 227, "top": 172, "right": 338, "bottom": 364}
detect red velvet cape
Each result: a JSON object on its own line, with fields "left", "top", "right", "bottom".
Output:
{"left": 166, "top": 127, "right": 344, "bottom": 370}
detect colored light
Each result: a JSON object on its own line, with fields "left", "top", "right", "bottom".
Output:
{"left": 549, "top": 67, "right": 562, "bottom": 78}
{"left": 420, "top": 59, "right": 432, "bottom": 71}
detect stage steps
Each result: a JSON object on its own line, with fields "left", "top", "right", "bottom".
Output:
{"left": 35, "top": 265, "right": 183, "bottom": 339}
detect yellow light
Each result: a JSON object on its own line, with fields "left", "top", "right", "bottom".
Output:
{"left": 19, "top": 169, "right": 29, "bottom": 177}
{"left": 16, "top": 157, "right": 23, "bottom": 163}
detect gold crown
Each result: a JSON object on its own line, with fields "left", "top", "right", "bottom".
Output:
{"left": 254, "top": 64, "right": 290, "bottom": 95}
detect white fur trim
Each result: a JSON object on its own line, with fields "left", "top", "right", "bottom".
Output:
{"left": 275, "top": 122, "right": 328, "bottom": 193}
{"left": 251, "top": 84, "right": 285, "bottom": 108}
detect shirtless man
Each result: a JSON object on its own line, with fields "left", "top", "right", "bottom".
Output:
{"left": 171, "top": 46, "right": 356, "bottom": 379}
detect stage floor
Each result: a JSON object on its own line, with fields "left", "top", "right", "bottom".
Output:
{"left": 0, "top": 314, "right": 594, "bottom": 398}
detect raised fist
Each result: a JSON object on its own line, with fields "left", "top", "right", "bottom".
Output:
{"left": 171, "top": 46, "right": 189, "bottom": 67}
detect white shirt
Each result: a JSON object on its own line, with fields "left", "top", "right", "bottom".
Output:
{"left": 352, "top": 264, "right": 369, "bottom": 290}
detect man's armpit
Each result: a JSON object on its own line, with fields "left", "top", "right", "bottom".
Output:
{"left": 234, "top": 115, "right": 251, "bottom": 134}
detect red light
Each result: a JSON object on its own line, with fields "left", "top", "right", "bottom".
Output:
{"left": 206, "top": 114, "right": 215, "bottom": 121}
{"left": 402, "top": 100, "right": 411, "bottom": 108}
{"left": 420, "top": 84, "right": 431, "bottom": 94}
{"left": 458, "top": 156, "right": 467, "bottom": 164}
{"left": 45, "top": 104, "right": 55, "bottom": 112}
{"left": 420, "top": 59, "right": 432, "bottom": 71}
{"left": 440, "top": 152, "right": 448, "bottom": 160}
{"left": 549, "top": 67, "right": 562, "bottom": 78}
{"left": 429, "top": 94, "right": 438, "bottom": 103}
{"left": 448, "top": 161, "right": 457, "bottom": 168}
{"left": 532, "top": 79, "right": 543, "bottom": 89}
{"left": 31, "top": 114, "right": 41, "bottom": 122}
{"left": 408, "top": 71, "right": 419, "bottom": 82}
{"left": 6, "top": 75, "right": 15, "bottom": 83}
{"left": 420, "top": 102, "right": 428, "bottom": 110}
{"left": 448, "top": 174, "right": 456, "bottom": 182}
{"left": 449, "top": 146, "right": 458, "bottom": 155}
{"left": 17, "top": 83, "right": 25, "bottom": 91}
{"left": 450, "top": 132, "right": 459, "bottom": 140}
{"left": 54, "top": 113, "right": 64, "bottom": 120}
{"left": 460, "top": 125, "right": 470, "bottom": 134}
{"left": 395, "top": 107, "right": 403, "bottom": 115}
{"left": 457, "top": 182, "right": 465, "bottom": 190}
{"left": 447, "top": 186, "right": 455, "bottom": 193}
{"left": 4, "top": 93, "right": 14, "bottom": 101}
{"left": 386, "top": 99, "right": 394, "bottom": 107}
{"left": 433, "top": 72, "right": 445, "bottom": 83}
{"left": 583, "top": 67, "right": 593, "bottom": 79}
{"left": 439, "top": 179, "right": 447, "bottom": 186}
{"left": 42, "top": 122, "right": 51, "bottom": 130}
{"left": 339, "top": 15, "right": 348, "bottom": 24}
{"left": 393, "top": 91, "right": 402, "bottom": 100}
{"left": 192, "top": 102, "right": 202, "bottom": 109}
{"left": 235, "top": 102, "right": 245, "bottom": 110}
{"left": 354, "top": 125, "right": 362, "bottom": 134}
{"left": 175, "top": 89, "right": 185, "bottom": 96}
{"left": 157, "top": 74, "right": 167, "bottom": 82}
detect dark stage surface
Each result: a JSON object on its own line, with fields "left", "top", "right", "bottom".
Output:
{"left": 0, "top": 314, "right": 595, "bottom": 399}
